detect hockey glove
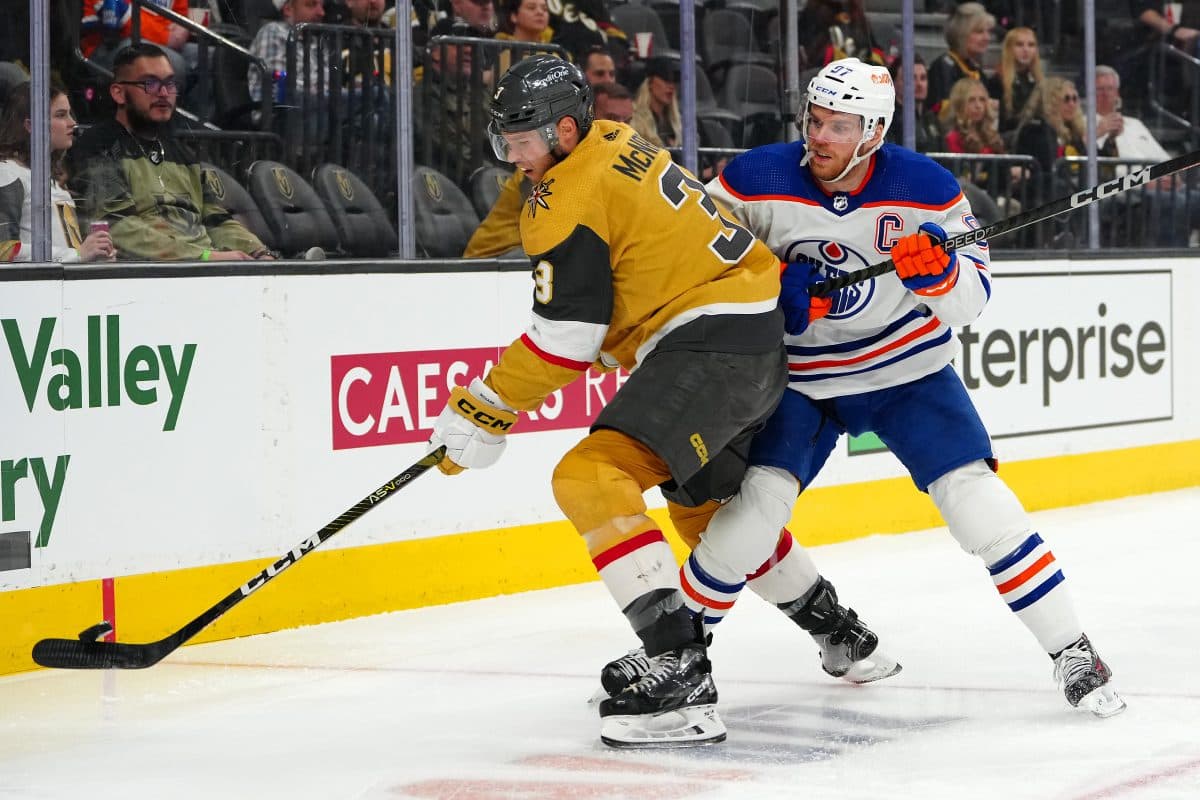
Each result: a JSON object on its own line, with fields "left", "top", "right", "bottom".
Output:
{"left": 779, "top": 261, "right": 834, "bottom": 336}
{"left": 430, "top": 377, "right": 518, "bottom": 475}
{"left": 890, "top": 221, "right": 959, "bottom": 297}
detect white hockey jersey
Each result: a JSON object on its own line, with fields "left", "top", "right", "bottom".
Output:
{"left": 0, "top": 159, "right": 84, "bottom": 263}
{"left": 707, "top": 142, "right": 992, "bottom": 400}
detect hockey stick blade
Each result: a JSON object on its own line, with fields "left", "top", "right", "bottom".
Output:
{"left": 809, "top": 148, "right": 1200, "bottom": 297}
{"left": 31, "top": 446, "right": 447, "bottom": 670}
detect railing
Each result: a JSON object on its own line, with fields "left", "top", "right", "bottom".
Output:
{"left": 174, "top": 128, "right": 284, "bottom": 179}
{"left": 128, "top": 0, "right": 273, "bottom": 130}
{"left": 414, "top": 36, "right": 569, "bottom": 190}
{"left": 1059, "top": 155, "right": 1200, "bottom": 249}
{"left": 1145, "top": 41, "right": 1200, "bottom": 153}
{"left": 925, "top": 153, "right": 1050, "bottom": 248}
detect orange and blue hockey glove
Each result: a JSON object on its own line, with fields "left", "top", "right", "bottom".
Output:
{"left": 780, "top": 260, "right": 834, "bottom": 336}
{"left": 890, "top": 222, "right": 959, "bottom": 297}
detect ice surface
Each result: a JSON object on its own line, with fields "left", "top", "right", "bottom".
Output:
{"left": 3, "top": 489, "right": 1198, "bottom": 799}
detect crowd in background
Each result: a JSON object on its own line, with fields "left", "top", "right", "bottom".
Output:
{"left": 2, "top": 0, "right": 1199, "bottom": 261}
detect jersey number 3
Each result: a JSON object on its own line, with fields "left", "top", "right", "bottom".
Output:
{"left": 658, "top": 162, "right": 754, "bottom": 263}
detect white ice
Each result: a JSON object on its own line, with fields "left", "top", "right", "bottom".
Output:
{"left": 3, "top": 488, "right": 1199, "bottom": 800}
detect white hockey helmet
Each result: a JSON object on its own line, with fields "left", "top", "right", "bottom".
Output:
{"left": 800, "top": 58, "right": 896, "bottom": 181}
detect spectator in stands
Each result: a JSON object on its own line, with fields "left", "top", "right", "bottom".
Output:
{"left": 799, "top": 0, "right": 886, "bottom": 69}
{"left": 68, "top": 44, "right": 273, "bottom": 262}
{"left": 631, "top": 55, "right": 680, "bottom": 148}
{"left": 0, "top": 82, "right": 115, "bottom": 263}
{"left": 494, "top": 0, "right": 556, "bottom": 75}
{"left": 939, "top": 75, "right": 1025, "bottom": 207}
{"left": 546, "top": 0, "right": 626, "bottom": 63}
{"left": 248, "top": 0, "right": 327, "bottom": 106}
{"left": 1013, "top": 76, "right": 1086, "bottom": 222}
{"left": 927, "top": 2, "right": 996, "bottom": 114}
{"left": 886, "top": 54, "right": 942, "bottom": 152}
{"left": 993, "top": 26, "right": 1042, "bottom": 136}
{"left": 1014, "top": 76, "right": 1085, "bottom": 175}
{"left": 581, "top": 45, "right": 617, "bottom": 87}
{"left": 594, "top": 81, "right": 634, "bottom": 124}
{"left": 941, "top": 77, "right": 1003, "bottom": 155}
{"left": 1129, "top": 2, "right": 1200, "bottom": 115}
{"left": 1132, "top": 1, "right": 1200, "bottom": 53}
{"left": 344, "top": 0, "right": 386, "bottom": 26}
{"left": 415, "top": 22, "right": 495, "bottom": 187}
{"left": 82, "top": 0, "right": 192, "bottom": 86}
{"left": 1093, "top": 63, "right": 1199, "bottom": 246}
{"left": 497, "top": 0, "right": 552, "bottom": 44}
{"left": 441, "top": 0, "right": 498, "bottom": 34}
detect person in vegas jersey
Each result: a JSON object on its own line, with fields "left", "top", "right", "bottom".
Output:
{"left": 429, "top": 54, "right": 793, "bottom": 748}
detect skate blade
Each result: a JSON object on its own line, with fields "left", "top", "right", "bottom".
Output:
{"left": 600, "top": 704, "right": 726, "bottom": 749}
{"left": 1079, "top": 685, "right": 1127, "bottom": 718}
{"left": 842, "top": 654, "right": 903, "bottom": 685}
{"left": 586, "top": 686, "right": 609, "bottom": 705}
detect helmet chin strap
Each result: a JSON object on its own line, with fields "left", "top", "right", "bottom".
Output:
{"left": 800, "top": 108, "right": 883, "bottom": 185}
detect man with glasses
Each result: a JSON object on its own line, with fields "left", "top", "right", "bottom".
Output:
{"left": 68, "top": 43, "right": 273, "bottom": 262}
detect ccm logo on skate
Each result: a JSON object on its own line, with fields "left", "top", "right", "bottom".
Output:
{"left": 454, "top": 397, "right": 514, "bottom": 431}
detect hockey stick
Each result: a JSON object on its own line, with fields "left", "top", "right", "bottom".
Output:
{"left": 31, "top": 446, "right": 447, "bottom": 670}
{"left": 809, "top": 148, "right": 1200, "bottom": 297}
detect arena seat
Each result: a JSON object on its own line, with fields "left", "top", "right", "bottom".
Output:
{"left": 246, "top": 159, "right": 341, "bottom": 257}
{"left": 312, "top": 163, "right": 398, "bottom": 258}
{"left": 411, "top": 165, "right": 481, "bottom": 258}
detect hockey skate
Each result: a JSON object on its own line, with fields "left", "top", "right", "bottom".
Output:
{"left": 1052, "top": 634, "right": 1126, "bottom": 718}
{"left": 785, "top": 577, "right": 901, "bottom": 684}
{"left": 598, "top": 641, "right": 726, "bottom": 748}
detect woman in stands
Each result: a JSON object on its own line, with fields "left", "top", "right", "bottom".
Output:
{"left": 0, "top": 82, "right": 114, "bottom": 262}
{"left": 497, "top": 0, "right": 553, "bottom": 44}
{"left": 927, "top": 2, "right": 996, "bottom": 115}
{"left": 993, "top": 26, "right": 1043, "bottom": 137}
{"left": 939, "top": 76, "right": 1024, "bottom": 211}
{"left": 494, "top": 0, "right": 555, "bottom": 75}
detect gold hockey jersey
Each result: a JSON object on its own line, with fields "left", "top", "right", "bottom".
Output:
{"left": 486, "top": 119, "right": 782, "bottom": 412}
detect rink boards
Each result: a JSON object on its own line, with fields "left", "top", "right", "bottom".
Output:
{"left": 2, "top": 257, "right": 1197, "bottom": 675}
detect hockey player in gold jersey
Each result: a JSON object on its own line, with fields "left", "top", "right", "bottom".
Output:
{"left": 431, "top": 55, "right": 787, "bottom": 748}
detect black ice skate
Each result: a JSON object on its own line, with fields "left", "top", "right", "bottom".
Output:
{"left": 599, "top": 648, "right": 654, "bottom": 698}
{"left": 598, "top": 641, "right": 725, "bottom": 748}
{"left": 783, "top": 576, "right": 901, "bottom": 684}
{"left": 1052, "top": 633, "right": 1126, "bottom": 718}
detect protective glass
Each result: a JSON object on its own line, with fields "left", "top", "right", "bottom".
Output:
{"left": 488, "top": 122, "right": 555, "bottom": 162}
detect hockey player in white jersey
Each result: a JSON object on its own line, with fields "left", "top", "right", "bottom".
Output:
{"left": 602, "top": 57, "right": 1124, "bottom": 717}
{"left": 681, "top": 57, "right": 1123, "bottom": 717}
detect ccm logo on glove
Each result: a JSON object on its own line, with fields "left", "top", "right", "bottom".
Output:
{"left": 451, "top": 388, "right": 516, "bottom": 431}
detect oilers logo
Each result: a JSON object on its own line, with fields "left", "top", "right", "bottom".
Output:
{"left": 782, "top": 238, "right": 875, "bottom": 319}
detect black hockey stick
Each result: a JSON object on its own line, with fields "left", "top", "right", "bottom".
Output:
{"left": 31, "top": 446, "right": 447, "bottom": 670}
{"left": 809, "top": 148, "right": 1200, "bottom": 297}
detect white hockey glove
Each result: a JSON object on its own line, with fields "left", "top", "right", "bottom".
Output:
{"left": 430, "top": 377, "right": 518, "bottom": 476}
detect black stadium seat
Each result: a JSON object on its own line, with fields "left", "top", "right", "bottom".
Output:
{"left": 411, "top": 165, "right": 480, "bottom": 258}
{"left": 467, "top": 165, "right": 514, "bottom": 221}
{"left": 312, "top": 164, "right": 398, "bottom": 257}
{"left": 246, "top": 160, "right": 341, "bottom": 257}
{"left": 201, "top": 162, "right": 273, "bottom": 248}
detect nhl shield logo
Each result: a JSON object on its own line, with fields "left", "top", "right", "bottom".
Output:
{"left": 336, "top": 170, "right": 355, "bottom": 201}
{"left": 272, "top": 167, "right": 294, "bottom": 200}
{"left": 205, "top": 169, "right": 226, "bottom": 201}
{"left": 424, "top": 173, "right": 444, "bottom": 202}
{"left": 833, "top": 193, "right": 849, "bottom": 211}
